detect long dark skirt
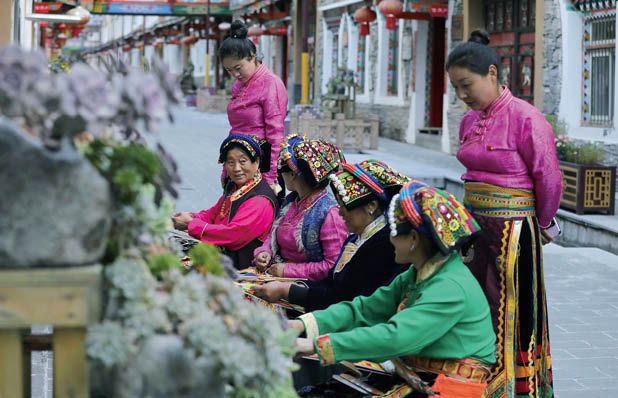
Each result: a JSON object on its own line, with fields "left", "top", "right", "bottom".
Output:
{"left": 463, "top": 214, "right": 553, "bottom": 398}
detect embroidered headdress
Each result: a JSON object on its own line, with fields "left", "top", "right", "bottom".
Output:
{"left": 278, "top": 134, "right": 345, "bottom": 185}
{"left": 329, "top": 159, "right": 409, "bottom": 209}
{"left": 388, "top": 180, "right": 481, "bottom": 255}
{"left": 219, "top": 133, "right": 272, "bottom": 172}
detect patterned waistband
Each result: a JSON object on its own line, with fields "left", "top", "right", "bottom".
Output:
{"left": 464, "top": 182, "right": 536, "bottom": 218}
{"left": 401, "top": 355, "right": 492, "bottom": 383}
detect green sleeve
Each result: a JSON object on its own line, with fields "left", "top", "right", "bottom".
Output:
{"left": 311, "top": 269, "right": 410, "bottom": 336}
{"left": 324, "top": 276, "right": 467, "bottom": 364}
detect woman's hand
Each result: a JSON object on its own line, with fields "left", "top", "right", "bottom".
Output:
{"left": 171, "top": 212, "right": 193, "bottom": 231}
{"left": 540, "top": 229, "right": 555, "bottom": 245}
{"left": 252, "top": 282, "right": 291, "bottom": 302}
{"left": 268, "top": 263, "right": 286, "bottom": 277}
{"left": 288, "top": 319, "right": 305, "bottom": 335}
{"left": 294, "top": 338, "right": 316, "bottom": 357}
{"left": 255, "top": 252, "right": 272, "bottom": 272}
{"left": 269, "top": 183, "right": 282, "bottom": 195}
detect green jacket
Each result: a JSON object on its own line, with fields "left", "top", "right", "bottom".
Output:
{"left": 300, "top": 253, "right": 496, "bottom": 365}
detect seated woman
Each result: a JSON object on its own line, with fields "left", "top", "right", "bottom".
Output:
{"left": 254, "top": 160, "right": 410, "bottom": 312}
{"left": 172, "top": 134, "right": 278, "bottom": 269}
{"left": 290, "top": 181, "right": 496, "bottom": 397}
{"left": 253, "top": 134, "right": 347, "bottom": 281}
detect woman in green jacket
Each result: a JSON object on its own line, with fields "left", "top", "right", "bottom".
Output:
{"left": 290, "top": 180, "right": 496, "bottom": 397}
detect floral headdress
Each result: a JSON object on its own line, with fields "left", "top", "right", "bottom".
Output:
{"left": 219, "top": 133, "right": 271, "bottom": 172}
{"left": 278, "top": 134, "right": 344, "bottom": 184}
{"left": 328, "top": 160, "right": 409, "bottom": 209}
{"left": 388, "top": 180, "right": 481, "bottom": 255}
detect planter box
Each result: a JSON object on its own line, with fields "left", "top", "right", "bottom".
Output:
{"left": 558, "top": 160, "right": 616, "bottom": 215}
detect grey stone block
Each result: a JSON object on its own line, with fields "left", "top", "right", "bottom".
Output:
{"left": 0, "top": 118, "right": 112, "bottom": 268}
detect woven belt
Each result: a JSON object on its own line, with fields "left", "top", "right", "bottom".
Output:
{"left": 401, "top": 355, "right": 492, "bottom": 384}
{"left": 464, "top": 182, "right": 536, "bottom": 218}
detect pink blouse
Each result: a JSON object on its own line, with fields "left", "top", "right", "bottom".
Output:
{"left": 457, "top": 87, "right": 562, "bottom": 227}
{"left": 188, "top": 195, "right": 274, "bottom": 251}
{"left": 254, "top": 191, "right": 348, "bottom": 281}
{"left": 227, "top": 63, "right": 288, "bottom": 184}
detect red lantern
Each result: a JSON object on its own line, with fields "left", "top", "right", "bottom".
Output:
{"left": 378, "top": 0, "right": 403, "bottom": 30}
{"left": 181, "top": 36, "right": 198, "bottom": 45}
{"left": 247, "top": 25, "right": 263, "bottom": 44}
{"left": 136, "top": 41, "right": 144, "bottom": 50}
{"left": 153, "top": 38, "right": 165, "bottom": 47}
{"left": 123, "top": 44, "right": 131, "bottom": 52}
{"left": 168, "top": 39, "right": 181, "bottom": 45}
{"left": 354, "top": 6, "right": 377, "bottom": 36}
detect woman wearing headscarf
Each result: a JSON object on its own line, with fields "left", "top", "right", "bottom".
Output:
{"left": 446, "top": 29, "right": 560, "bottom": 398}
{"left": 172, "top": 134, "right": 278, "bottom": 269}
{"left": 219, "top": 20, "right": 288, "bottom": 194}
{"left": 254, "top": 160, "right": 409, "bottom": 312}
{"left": 289, "top": 181, "right": 496, "bottom": 398}
{"left": 253, "top": 134, "right": 347, "bottom": 281}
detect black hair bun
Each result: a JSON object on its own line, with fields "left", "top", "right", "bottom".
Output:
{"left": 468, "top": 29, "right": 490, "bottom": 46}
{"left": 231, "top": 20, "right": 248, "bottom": 39}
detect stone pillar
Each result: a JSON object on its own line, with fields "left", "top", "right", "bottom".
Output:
{"left": 542, "top": 0, "right": 562, "bottom": 115}
{"left": 534, "top": 0, "right": 545, "bottom": 109}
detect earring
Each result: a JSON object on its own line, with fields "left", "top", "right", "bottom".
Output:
{"left": 409, "top": 244, "right": 416, "bottom": 253}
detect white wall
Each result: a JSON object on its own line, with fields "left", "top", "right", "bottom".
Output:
{"left": 405, "top": 20, "right": 428, "bottom": 143}
{"left": 559, "top": 1, "right": 618, "bottom": 144}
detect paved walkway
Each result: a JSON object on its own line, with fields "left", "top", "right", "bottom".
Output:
{"left": 161, "top": 107, "right": 618, "bottom": 397}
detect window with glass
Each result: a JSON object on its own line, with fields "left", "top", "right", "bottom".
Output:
{"left": 583, "top": 14, "right": 616, "bottom": 126}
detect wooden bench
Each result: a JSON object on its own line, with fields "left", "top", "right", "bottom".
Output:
{"left": 0, "top": 265, "right": 102, "bottom": 398}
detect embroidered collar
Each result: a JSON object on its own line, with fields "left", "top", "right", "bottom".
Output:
{"left": 482, "top": 85, "right": 513, "bottom": 118}
{"left": 415, "top": 252, "right": 453, "bottom": 284}
{"left": 229, "top": 172, "right": 262, "bottom": 202}
{"left": 356, "top": 215, "right": 387, "bottom": 246}
{"left": 297, "top": 188, "right": 328, "bottom": 210}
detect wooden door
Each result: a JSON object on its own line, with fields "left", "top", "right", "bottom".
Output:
{"left": 484, "top": 0, "right": 536, "bottom": 104}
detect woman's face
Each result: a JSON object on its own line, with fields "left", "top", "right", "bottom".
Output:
{"left": 281, "top": 171, "right": 297, "bottom": 193}
{"left": 225, "top": 148, "right": 259, "bottom": 186}
{"left": 223, "top": 55, "right": 258, "bottom": 84}
{"left": 389, "top": 232, "right": 416, "bottom": 264}
{"left": 336, "top": 197, "right": 376, "bottom": 235}
{"left": 448, "top": 65, "right": 500, "bottom": 111}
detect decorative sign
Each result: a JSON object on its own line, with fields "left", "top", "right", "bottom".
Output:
{"left": 451, "top": 15, "right": 463, "bottom": 41}
{"left": 230, "top": 0, "right": 272, "bottom": 12}
{"left": 82, "top": 0, "right": 230, "bottom": 15}
{"left": 33, "top": 2, "right": 64, "bottom": 13}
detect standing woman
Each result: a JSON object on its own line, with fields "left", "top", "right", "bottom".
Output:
{"left": 446, "top": 30, "right": 561, "bottom": 398}
{"left": 219, "top": 20, "right": 288, "bottom": 194}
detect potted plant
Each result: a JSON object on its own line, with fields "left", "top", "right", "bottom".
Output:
{"left": 547, "top": 114, "right": 616, "bottom": 215}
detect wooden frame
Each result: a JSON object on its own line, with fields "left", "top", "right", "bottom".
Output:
{"left": 559, "top": 161, "right": 616, "bottom": 215}
{"left": 0, "top": 265, "right": 102, "bottom": 398}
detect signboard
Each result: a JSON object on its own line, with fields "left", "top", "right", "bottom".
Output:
{"left": 83, "top": 0, "right": 230, "bottom": 15}
{"left": 33, "top": 2, "right": 64, "bottom": 13}
{"left": 230, "top": 0, "right": 271, "bottom": 11}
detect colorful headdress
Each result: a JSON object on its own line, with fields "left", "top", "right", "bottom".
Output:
{"left": 329, "top": 160, "right": 410, "bottom": 209}
{"left": 219, "top": 133, "right": 271, "bottom": 172}
{"left": 388, "top": 181, "right": 481, "bottom": 255}
{"left": 278, "top": 134, "right": 345, "bottom": 184}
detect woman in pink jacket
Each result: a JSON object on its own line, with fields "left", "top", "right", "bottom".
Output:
{"left": 219, "top": 20, "right": 288, "bottom": 194}
{"left": 447, "top": 30, "right": 561, "bottom": 398}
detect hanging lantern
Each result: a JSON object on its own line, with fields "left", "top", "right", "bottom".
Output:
{"left": 136, "top": 41, "right": 144, "bottom": 50}
{"left": 168, "top": 39, "right": 181, "bottom": 45}
{"left": 218, "top": 22, "right": 231, "bottom": 32}
{"left": 354, "top": 6, "right": 377, "bottom": 36}
{"left": 181, "top": 36, "right": 198, "bottom": 45}
{"left": 247, "top": 25, "right": 263, "bottom": 44}
{"left": 378, "top": 0, "right": 403, "bottom": 30}
{"left": 56, "top": 33, "right": 67, "bottom": 48}
{"left": 66, "top": 6, "right": 91, "bottom": 25}
{"left": 153, "top": 38, "right": 165, "bottom": 47}
{"left": 123, "top": 44, "right": 131, "bottom": 52}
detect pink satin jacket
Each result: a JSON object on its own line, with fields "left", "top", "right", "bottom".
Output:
{"left": 457, "top": 87, "right": 562, "bottom": 228}
{"left": 227, "top": 63, "right": 288, "bottom": 184}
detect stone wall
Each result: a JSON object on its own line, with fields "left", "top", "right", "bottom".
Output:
{"left": 357, "top": 103, "right": 410, "bottom": 140}
{"left": 542, "top": 0, "right": 562, "bottom": 115}
{"left": 445, "top": 0, "right": 465, "bottom": 155}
